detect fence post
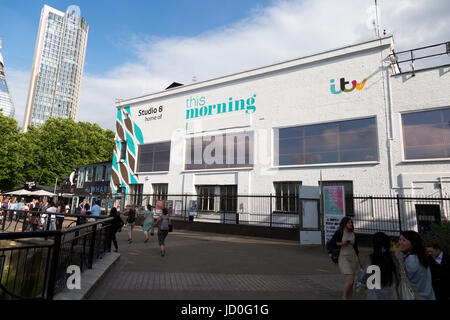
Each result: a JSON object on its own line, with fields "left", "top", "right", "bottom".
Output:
{"left": 46, "top": 232, "right": 62, "bottom": 300}
{"left": 2, "top": 210, "right": 5, "bottom": 231}
{"left": 270, "top": 194, "right": 273, "bottom": 228}
{"left": 396, "top": 194, "right": 403, "bottom": 233}
{"left": 184, "top": 194, "right": 187, "bottom": 222}
{"left": 88, "top": 224, "right": 97, "bottom": 269}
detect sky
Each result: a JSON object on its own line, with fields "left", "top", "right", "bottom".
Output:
{"left": 0, "top": 0, "right": 449, "bottom": 130}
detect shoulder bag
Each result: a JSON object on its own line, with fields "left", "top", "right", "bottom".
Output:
{"left": 394, "top": 254, "right": 419, "bottom": 300}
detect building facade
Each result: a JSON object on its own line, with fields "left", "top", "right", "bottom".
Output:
{"left": 23, "top": 5, "right": 89, "bottom": 131}
{"left": 0, "top": 39, "right": 15, "bottom": 118}
{"left": 111, "top": 36, "right": 450, "bottom": 230}
{"left": 59, "top": 161, "right": 112, "bottom": 213}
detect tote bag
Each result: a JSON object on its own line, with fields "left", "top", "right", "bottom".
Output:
{"left": 394, "top": 255, "right": 418, "bottom": 300}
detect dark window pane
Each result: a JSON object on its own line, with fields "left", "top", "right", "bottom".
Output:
{"left": 402, "top": 108, "right": 450, "bottom": 160}
{"left": 278, "top": 117, "right": 378, "bottom": 165}
{"left": 137, "top": 142, "right": 171, "bottom": 172}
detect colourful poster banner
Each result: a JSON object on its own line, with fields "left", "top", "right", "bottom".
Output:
{"left": 155, "top": 200, "right": 164, "bottom": 215}
{"left": 323, "top": 186, "right": 345, "bottom": 216}
{"left": 175, "top": 200, "right": 183, "bottom": 215}
{"left": 189, "top": 200, "right": 198, "bottom": 217}
{"left": 323, "top": 186, "right": 345, "bottom": 243}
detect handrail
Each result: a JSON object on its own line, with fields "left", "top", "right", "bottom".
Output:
{"left": 0, "top": 217, "right": 113, "bottom": 239}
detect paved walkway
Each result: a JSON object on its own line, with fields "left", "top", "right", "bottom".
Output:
{"left": 89, "top": 227, "right": 370, "bottom": 300}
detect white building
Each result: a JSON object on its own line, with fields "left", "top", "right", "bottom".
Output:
{"left": 112, "top": 36, "right": 450, "bottom": 231}
{"left": 23, "top": 5, "right": 89, "bottom": 131}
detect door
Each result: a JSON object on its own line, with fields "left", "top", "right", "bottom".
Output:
{"left": 299, "top": 186, "right": 322, "bottom": 245}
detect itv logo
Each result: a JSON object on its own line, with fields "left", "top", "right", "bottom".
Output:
{"left": 330, "top": 77, "right": 367, "bottom": 94}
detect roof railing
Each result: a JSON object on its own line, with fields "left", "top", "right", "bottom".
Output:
{"left": 389, "top": 41, "right": 450, "bottom": 76}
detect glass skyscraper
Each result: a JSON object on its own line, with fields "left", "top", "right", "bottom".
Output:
{"left": 0, "top": 39, "right": 15, "bottom": 118}
{"left": 23, "top": 5, "right": 88, "bottom": 131}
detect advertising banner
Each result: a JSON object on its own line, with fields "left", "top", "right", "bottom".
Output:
{"left": 189, "top": 200, "right": 198, "bottom": 217}
{"left": 323, "top": 186, "right": 345, "bottom": 243}
{"left": 175, "top": 200, "right": 183, "bottom": 215}
{"left": 155, "top": 200, "right": 164, "bottom": 215}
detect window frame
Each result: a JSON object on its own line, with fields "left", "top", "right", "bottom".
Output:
{"left": 137, "top": 141, "right": 171, "bottom": 173}
{"left": 400, "top": 107, "right": 450, "bottom": 162}
{"left": 273, "top": 181, "right": 302, "bottom": 214}
{"left": 275, "top": 116, "right": 379, "bottom": 167}
{"left": 185, "top": 132, "right": 254, "bottom": 171}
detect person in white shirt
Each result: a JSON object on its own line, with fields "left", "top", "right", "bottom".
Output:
{"left": 46, "top": 202, "right": 57, "bottom": 230}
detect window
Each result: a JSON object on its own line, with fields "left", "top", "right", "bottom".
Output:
{"left": 195, "top": 185, "right": 238, "bottom": 212}
{"left": 274, "top": 182, "right": 302, "bottom": 213}
{"left": 152, "top": 184, "right": 168, "bottom": 205}
{"left": 319, "top": 181, "right": 354, "bottom": 216}
{"left": 186, "top": 132, "right": 253, "bottom": 170}
{"left": 402, "top": 108, "right": 450, "bottom": 160}
{"left": 120, "top": 141, "right": 127, "bottom": 161}
{"left": 137, "top": 142, "right": 171, "bottom": 172}
{"left": 76, "top": 168, "right": 85, "bottom": 188}
{"left": 130, "top": 184, "right": 143, "bottom": 206}
{"left": 95, "top": 166, "right": 104, "bottom": 182}
{"left": 277, "top": 117, "right": 378, "bottom": 166}
{"left": 85, "top": 167, "right": 93, "bottom": 182}
{"left": 220, "top": 185, "right": 237, "bottom": 212}
{"left": 196, "top": 186, "right": 215, "bottom": 211}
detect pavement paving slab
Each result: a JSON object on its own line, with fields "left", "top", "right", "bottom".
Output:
{"left": 88, "top": 227, "right": 370, "bottom": 300}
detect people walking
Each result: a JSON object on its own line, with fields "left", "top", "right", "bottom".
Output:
{"left": 55, "top": 200, "right": 65, "bottom": 230}
{"left": 394, "top": 231, "right": 435, "bottom": 300}
{"left": 153, "top": 208, "right": 172, "bottom": 257}
{"left": 328, "top": 216, "right": 363, "bottom": 300}
{"left": 360, "top": 232, "right": 399, "bottom": 300}
{"left": 91, "top": 200, "right": 101, "bottom": 217}
{"left": 109, "top": 207, "right": 123, "bottom": 252}
{"left": 29, "top": 202, "right": 42, "bottom": 232}
{"left": 46, "top": 202, "right": 57, "bottom": 230}
{"left": 425, "top": 241, "right": 450, "bottom": 300}
{"left": 142, "top": 204, "right": 155, "bottom": 243}
{"left": 124, "top": 205, "right": 136, "bottom": 244}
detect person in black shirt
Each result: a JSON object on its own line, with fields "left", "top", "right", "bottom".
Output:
{"left": 425, "top": 241, "right": 450, "bottom": 300}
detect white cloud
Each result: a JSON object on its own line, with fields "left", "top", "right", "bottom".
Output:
{"left": 7, "top": 0, "right": 450, "bottom": 130}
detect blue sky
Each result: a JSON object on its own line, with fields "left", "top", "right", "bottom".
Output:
{"left": 1, "top": 0, "right": 449, "bottom": 130}
{"left": 0, "top": 0, "right": 273, "bottom": 75}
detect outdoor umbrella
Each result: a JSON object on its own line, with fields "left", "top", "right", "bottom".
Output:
{"left": 4, "top": 189, "right": 34, "bottom": 196}
{"left": 31, "top": 190, "right": 56, "bottom": 197}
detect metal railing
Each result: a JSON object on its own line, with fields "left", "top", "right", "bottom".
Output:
{"left": 351, "top": 194, "right": 450, "bottom": 236}
{"left": 124, "top": 194, "right": 300, "bottom": 229}
{"left": 123, "top": 193, "right": 450, "bottom": 236}
{"left": 390, "top": 41, "right": 450, "bottom": 75}
{"left": 0, "top": 214, "right": 113, "bottom": 300}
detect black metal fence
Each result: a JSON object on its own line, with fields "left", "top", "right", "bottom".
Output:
{"left": 125, "top": 194, "right": 300, "bottom": 229}
{"left": 0, "top": 214, "right": 113, "bottom": 300}
{"left": 351, "top": 194, "right": 450, "bottom": 236}
{"left": 124, "top": 193, "right": 450, "bottom": 236}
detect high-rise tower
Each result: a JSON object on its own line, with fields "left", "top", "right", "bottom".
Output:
{"left": 23, "top": 5, "right": 88, "bottom": 131}
{"left": 0, "top": 39, "right": 15, "bottom": 118}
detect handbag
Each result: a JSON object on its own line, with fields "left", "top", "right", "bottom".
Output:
{"left": 326, "top": 241, "right": 340, "bottom": 264}
{"left": 394, "top": 254, "right": 419, "bottom": 300}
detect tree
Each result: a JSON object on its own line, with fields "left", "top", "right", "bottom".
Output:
{"left": 22, "top": 118, "right": 115, "bottom": 186}
{"left": 0, "top": 115, "right": 115, "bottom": 191}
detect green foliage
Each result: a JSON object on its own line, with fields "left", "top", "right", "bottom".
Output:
{"left": 426, "top": 219, "right": 450, "bottom": 253}
{"left": 0, "top": 113, "right": 114, "bottom": 192}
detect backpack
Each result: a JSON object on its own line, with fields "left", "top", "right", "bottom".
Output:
{"left": 127, "top": 209, "right": 136, "bottom": 223}
{"left": 159, "top": 217, "right": 169, "bottom": 231}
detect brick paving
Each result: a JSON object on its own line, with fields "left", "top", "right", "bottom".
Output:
{"left": 88, "top": 227, "right": 370, "bottom": 300}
